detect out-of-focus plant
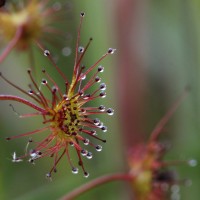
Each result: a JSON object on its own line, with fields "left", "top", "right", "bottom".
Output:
{"left": 0, "top": 0, "right": 69, "bottom": 66}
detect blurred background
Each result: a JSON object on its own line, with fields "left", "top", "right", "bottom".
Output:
{"left": 0, "top": 0, "right": 199, "bottom": 199}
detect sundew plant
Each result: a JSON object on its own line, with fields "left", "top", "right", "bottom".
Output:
{"left": 0, "top": 1, "right": 199, "bottom": 200}
{"left": 0, "top": 12, "right": 115, "bottom": 178}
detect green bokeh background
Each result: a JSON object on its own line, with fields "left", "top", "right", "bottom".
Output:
{"left": 0, "top": 0, "right": 199, "bottom": 199}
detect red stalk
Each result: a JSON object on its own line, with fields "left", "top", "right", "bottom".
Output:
{"left": 0, "top": 95, "right": 46, "bottom": 113}
{"left": 150, "top": 88, "right": 189, "bottom": 142}
{"left": 60, "top": 173, "right": 133, "bottom": 200}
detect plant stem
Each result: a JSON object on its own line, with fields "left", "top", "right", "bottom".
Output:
{"left": 0, "top": 95, "right": 46, "bottom": 113}
{"left": 0, "top": 26, "right": 23, "bottom": 63}
{"left": 60, "top": 173, "right": 133, "bottom": 200}
{"left": 150, "top": 88, "right": 189, "bottom": 142}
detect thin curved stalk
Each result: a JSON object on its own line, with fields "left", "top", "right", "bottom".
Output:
{"left": 0, "top": 95, "right": 46, "bottom": 113}
{"left": 60, "top": 173, "right": 133, "bottom": 200}
{"left": 0, "top": 26, "right": 23, "bottom": 63}
{"left": 150, "top": 88, "right": 189, "bottom": 142}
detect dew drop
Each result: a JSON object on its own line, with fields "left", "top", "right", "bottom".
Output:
{"left": 79, "top": 91, "right": 84, "bottom": 97}
{"left": 83, "top": 138, "right": 90, "bottom": 145}
{"left": 81, "top": 149, "right": 87, "bottom": 156}
{"left": 99, "top": 92, "right": 106, "bottom": 98}
{"left": 30, "top": 150, "right": 37, "bottom": 158}
{"left": 84, "top": 172, "right": 89, "bottom": 178}
{"left": 98, "top": 105, "right": 105, "bottom": 111}
{"left": 78, "top": 46, "right": 84, "bottom": 53}
{"left": 44, "top": 50, "right": 50, "bottom": 56}
{"left": 28, "top": 90, "right": 34, "bottom": 95}
{"left": 100, "top": 83, "right": 106, "bottom": 91}
{"left": 101, "top": 126, "right": 107, "bottom": 132}
{"left": 188, "top": 159, "right": 197, "bottom": 167}
{"left": 171, "top": 185, "right": 180, "bottom": 193}
{"left": 97, "top": 122, "right": 103, "bottom": 128}
{"left": 96, "top": 145, "right": 102, "bottom": 152}
{"left": 62, "top": 47, "right": 72, "bottom": 56}
{"left": 95, "top": 76, "right": 101, "bottom": 82}
{"left": 72, "top": 167, "right": 79, "bottom": 174}
{"left": 98, "top": 66, "right": 104, "bottom": 72}
{"left": 91, "top": 130, "right": 97, "bottom": 135}
{"left": 107, "top": 108, "right": 114, "bottom": 115}
{"left": 108, "top": 48, "right": 116, "bottom": 54}
{"left": 63, "top": 94, "right": 68, "bottom": 100}
{"left": 69, "top": 141, "right": 74, "bottom": 146}
{"left": 46, "top": 173, "right": 51, "bottom": 178}
{"left": 93, "top": 118, "right": 100, "bottom": 125}
{"left": 41, "top": 79, "right": 47, "bottom": 85}
{"left": 86, "top": 152, "right": 93, "bottom": 159}
{"left": 80, "top": 12, "right": 85, "bottom": 17}
{"left": 81, "top": 74, "right": 86, "bottom": 80}
{"left": 28, "top": 138, "right": 33, "bottom": 143}
{"left": 171, "top": 192, "right": 180, "bottom": 200}
{"left": 28, "top": 158, "right": 34, "bottom": 164}
{"left": 83, "top": 94, "right": 90, "bottom": 100}
{"left": 52, "top": 86, "right": 58, "bottom": 93}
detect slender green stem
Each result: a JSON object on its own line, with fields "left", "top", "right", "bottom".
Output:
{"left": 60, "top": 173, "right": 133, "bottom": 200}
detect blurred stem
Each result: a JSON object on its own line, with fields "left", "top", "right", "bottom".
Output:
{"left": 60, "top": 173, "right": 133, "bottom": 200}
{"left": 115, "top": 0, "right": 148, "bottom": 146}
{"left": 0, "top": 26, "right": 23, "bottom": 63}
{"left": 150, "top": 87, "right": 189, "bottom": 142}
